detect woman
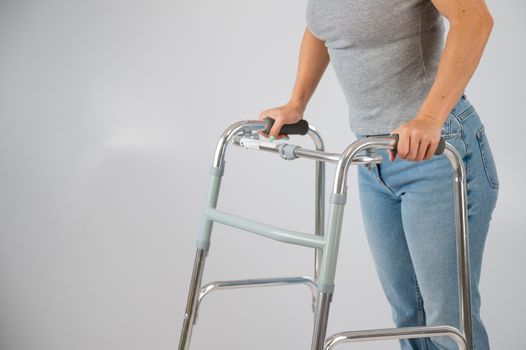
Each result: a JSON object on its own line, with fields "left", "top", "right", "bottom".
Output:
{"left": 258, "top": 1, "right": 499, "bottom": 349}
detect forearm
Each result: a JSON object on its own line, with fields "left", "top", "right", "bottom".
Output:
{"left": 288, "top": 26, "right": 330, "bottom": 114}
{"left": 418, "top": 0, "right": 494, "bottom": 124}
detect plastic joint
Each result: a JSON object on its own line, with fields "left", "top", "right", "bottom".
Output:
{"left": 209, "top": 165, "right": 224, "bottom": 177}
{"left": 277, "top": 143, "right": 300, "bottom": 160}
{"left": 330, "top": 193, "right": 347, "bottom": 205}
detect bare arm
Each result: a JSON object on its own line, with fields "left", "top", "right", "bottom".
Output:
{"left": 259, "top": 27, "right": 330, "bottom": 139}
{"left": 418, "top": 0, "right": 494, "bottom": 123}
{"left": 391, "top": 0, "right": 494, "bottom": 161}
{"left": 288, "top": 27, "right": 330, "bottom": 114}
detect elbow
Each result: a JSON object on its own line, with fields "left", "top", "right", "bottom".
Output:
{"left": 480, "top": 10, "right": 494, "bottom": 35}
{"left": 450, "top": 10, "right": 494, "bottom": 38}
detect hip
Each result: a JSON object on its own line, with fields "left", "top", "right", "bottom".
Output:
{"left": 355, "top": 95, "right": 500, "bottom": 209}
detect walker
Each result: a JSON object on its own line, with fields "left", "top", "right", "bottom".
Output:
{"left": 178, "top": 118, "right": 473, "bottom": 350}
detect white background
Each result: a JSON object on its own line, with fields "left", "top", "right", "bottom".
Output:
{"left": 0, "top": 0, "right": 524, "bottom": 349}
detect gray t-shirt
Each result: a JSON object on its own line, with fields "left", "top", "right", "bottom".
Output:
{"left": 306, "top": 0, "right": 445, "bottom": 135}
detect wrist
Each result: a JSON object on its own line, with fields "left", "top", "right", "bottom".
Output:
{"left": 414, "top": 112, "right": 446, "bottom": 128}
{"left": 287, "top": 97, "right": 308, "bottom": 114}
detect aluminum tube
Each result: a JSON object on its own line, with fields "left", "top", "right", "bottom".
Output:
{"left": 444, "top": 143, "right": 473, "bottom": 350}
{"left": 324, "top": 326, "right": 467, "bottom": 350}
{"left": 294, "top": 148, "right": 341, "bottom": 163}
{"left": 196, "top": 276, "right": 317, "bottom": 313}
{"left": 178, "top": 248, "right": 207, "bottom": 350}
{"left": 213, "top": 120, "right": 267, "bottom": 168}
{"left": 311, "top": 292, "right": 333, "bottom": 350}
{"left": 326, "top": 139, "right": 472, "bottom": 350}
{"left": 332, "top": 136, "right": 397, "bottom": 194}
{"left": 308, "top": 126, "right": 326, "bottom": 285}
{"left": 230, "top": 135, "right": 341, "bottom": 162}
{"left": 194, "top": 276, "right": 318, "bottom": 323}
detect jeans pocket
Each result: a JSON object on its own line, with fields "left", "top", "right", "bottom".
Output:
{"left": 476, "top": 125, "right": 500, "bottom": 190}
{"left": 440, "top": 129, "right": 459, "bottom": 141}
{"left": 440, "top": 114, "right": 462, "bottom": 141}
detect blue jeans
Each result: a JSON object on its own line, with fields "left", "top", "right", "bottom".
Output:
{"left": 354, "top": 95, "right": 499, "bottom": 350}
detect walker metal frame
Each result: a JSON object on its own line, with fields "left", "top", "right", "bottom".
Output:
{"left": 178, "top": 119, "right": 473, "bottom": 350}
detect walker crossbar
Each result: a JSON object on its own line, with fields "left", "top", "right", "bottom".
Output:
{"left": 194, "top": 276, "right": 318, "bottom": 324}
{"left": 178, "top": 119, "right": 473, "bottom": 350}
{"left": 324, "top": 325, "right": 467, "bottom": 350}
{"left": 204, "top": 207, "right": 325, "bottom": 249}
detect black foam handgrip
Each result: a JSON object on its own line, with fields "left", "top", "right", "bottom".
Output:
{"left": 263, "top": 117, "right": 310, "bottom": 136}
{"left": 391, "top": 133, "right": 446, "bottom": 155}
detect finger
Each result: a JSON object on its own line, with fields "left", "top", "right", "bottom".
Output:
{"left": 269, "top": 119, "right": 284, "bottom": 139}
{"left": 423, "top": 139, "right": 438, "bottom": 160}
{"left": 388, "top": 149, "right": 395, "bottom": 161}
{"left": 258, "top": 112, "right": 270, "bottom": 136}
{"left": 275, "top": 133, "right": 289, "bottom": 140}
{"left": 397, "top": 132, "right": 410, "bottom": 159}
{"left": 407, "top": 133, "right": 420, "bottom": 161}
{"left": 259, "top": 112, "right": 276, "bottom": 137}
{"left": 259, "top": 112, "right": 277, "bottom": 132}
{"left": 416, "top": 137, "right": 429, "bottom": 161}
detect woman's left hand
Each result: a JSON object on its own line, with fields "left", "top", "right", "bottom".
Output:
{"left": 388, "top": 114, "right": 444, "bottom": 162}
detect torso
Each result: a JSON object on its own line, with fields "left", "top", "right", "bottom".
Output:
{"left": 306, "top": 0, "right": 445, "bottom": 135}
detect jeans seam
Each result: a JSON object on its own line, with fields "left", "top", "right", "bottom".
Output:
{"left": 476, "top": 126, "right": 500, "bottom": 190}
{"left": 441, "top": 131, "right": 461, "bottom": 140}
{"left": 413, "top": 272, "right": 428, "bottom": 350}
{"left": 460, "top": 128, "right": 470, "bottom": 163}
{"left": 455, "top": 105, "right": 475, "bottom": 123}
{"left": 457, "top": 115, "right": 471, "bottom": 160}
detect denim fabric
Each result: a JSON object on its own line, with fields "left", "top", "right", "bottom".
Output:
{"left": 354, "top": 95, "right": 499, "bottom": 350}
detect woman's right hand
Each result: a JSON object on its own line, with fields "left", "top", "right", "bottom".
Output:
{"left": 257, "top": 102, "right": 305, "bottom": 140}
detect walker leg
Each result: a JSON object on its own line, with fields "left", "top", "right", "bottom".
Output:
{"left": 179, "top": 166, "right": 223, "bottom": 350}
{"left": 313, "top": 156, "right": 325, "bottom": 314}
{"left": 178, "top": 248, "right": 208, "bottom": 350}
{"left": 311, "top": 292, "right": 333, "bottom": 350}
{"left": 311, "top": 195, "right": 346, "bottom": 350}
